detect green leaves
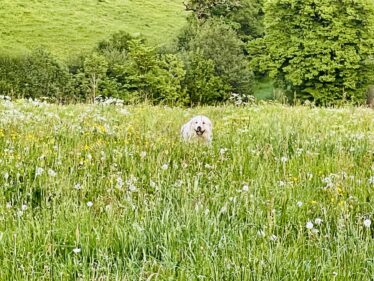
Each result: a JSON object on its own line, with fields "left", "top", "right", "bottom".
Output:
{"left": 249, "top": 0, "right": 374, "bottom": 105}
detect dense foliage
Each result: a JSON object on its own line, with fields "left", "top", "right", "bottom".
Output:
{"left": 249, "top": 0, "right": 374, "bottom": 105}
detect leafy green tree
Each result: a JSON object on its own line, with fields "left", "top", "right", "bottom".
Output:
{"left": 84, "top": 53, "right": 108, "bottom": 102}
{"left": 184, "top": 19, "right": 253, "bottom": 99}
{"left": 183, "top": 51, "right": 227, "bottom": 105}
{"left": 249, "top": 0, "right": 374, "bottom": 105}
{"left": 183, "top": 0, "right": 264, "bottom": 42}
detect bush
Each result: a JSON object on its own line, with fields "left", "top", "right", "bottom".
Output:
{"left": 0, "top": 48, "right": 72, "bottom": 102}
{"left": 180, "top": 19, "right": 254, "bottom": 102}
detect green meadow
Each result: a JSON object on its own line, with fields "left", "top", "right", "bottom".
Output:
{"left": 0, "top": 0, "right": 186, "bottom": 57}
{"left": 0, "top": 99, "right": 373, "bottom": 280}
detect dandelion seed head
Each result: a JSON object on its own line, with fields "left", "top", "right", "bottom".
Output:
{"left": 48, "top": 169, "right": 57, "bottom": 177}
{"left": 73, "top": 248, "right": 81, "bottom": 254}
{"left": 35, "top": 167, "right": 44, "bottom": 176}
{"left": 306, "top": 221, "right": 314, "bottom": 229}
{"left": 363, "top": 219, "right": 371, "bottom": 228}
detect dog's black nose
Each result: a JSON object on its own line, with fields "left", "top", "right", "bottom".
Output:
{"left": 197, "top": 126, "right": 202, "bottom": 131}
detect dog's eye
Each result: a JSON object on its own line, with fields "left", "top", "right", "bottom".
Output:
{"left": 203, "top": 122, "right": 205, "bottom": 124}
{"left": 195, "top": 122, "right": 198, "bottom": 124}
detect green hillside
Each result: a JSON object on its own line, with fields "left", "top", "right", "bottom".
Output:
{"left": 0, "top": 0, "right": 186, "bottom": 57}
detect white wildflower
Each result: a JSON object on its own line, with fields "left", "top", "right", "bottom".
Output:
{"left": 140, "top": 151, "right": 147, "bottom": 158}
{"left": 161, "top": 163, "right": 169, "bottom": 170}
{"left": 369, "top": 176, "right": 374, "bottom": 184}
{"left": 311, "top": 228, "right": 319, "bottom": 234}
{"left": 219, "top": 148, "right": 228, "bottom": 155}
{"left": 242, "top": 184, "right": 249, "bottom": 192}
{"left": 86, "top": 201, "right": 93, "bottom": 207}
{"left": 73, "top": 248, "right": 81, "bottom": 254}
{"left": 257, "top": 230, "right": 265, "bottom": 237}
{"left": 73, "top": 183, "right": 81, "bottom": 190}
{"left": 35, "top": 167, "right": 44, "bottom": 176}
{"left": 128, "top": 184, "right": 137, "bottom": 192}
{"left": 296, "top": 201, "right": 303, "bottom": 207}
{"left": 270, "top": 234, "right": 278, "bottom": 241}
{"left": 116, "top": 176, "right": 124, "bottom": 188}
{"left": 48, "top": 169, "right": 57, "bottom": 177}
{"left": 150, "top": 180, "right": 156, "bottom": 188}
{"left": 278, "top": 180, "right": 286, "bottom": 187}
{"left": 315, "top": 218, "right": 323, "bottom": 225}
{"left": 21, "top": 204, "right": 28, "bottom": 211}
{"left": 306, "top": 221, "right": 314, "bottom": 229}
{"left": 280, "top": 156, "right": 288, "bottom": 163}
{"left": 363, "top": 219, "right": 371, "bottom": 228}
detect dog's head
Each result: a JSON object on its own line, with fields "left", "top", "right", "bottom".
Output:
{"left": 190, "top": 115, "right": 212, "bottom": 137}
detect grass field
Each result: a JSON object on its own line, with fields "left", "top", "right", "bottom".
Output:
{"left": 0, "top": 0, "right": 186, "bottom": 57}
{"left": 0, "top": 99, "right": 373, "bottom": 280}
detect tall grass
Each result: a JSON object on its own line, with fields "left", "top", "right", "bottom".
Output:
{"left": 0, "top": 99, "right": 373, "bottom": 280}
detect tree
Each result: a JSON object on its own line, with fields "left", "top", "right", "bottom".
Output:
{"left": 84, "top": 53, "right": 108, "bottom": 102}
{"left": 249, "top": 0, "right": 374, "bottom": 105}
{"left": 182, "top": 0, "right": 264, "bottom": 42}
{"left": 185, "top": 19, "right": 254, "bottom": 99}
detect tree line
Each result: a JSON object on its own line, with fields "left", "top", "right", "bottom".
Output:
{"left": 1, "top": 0, "right": 373, "bottom": 106}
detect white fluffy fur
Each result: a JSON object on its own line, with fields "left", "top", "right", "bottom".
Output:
{"left": 181, "top": 115, "right": 213, "bottom": 143}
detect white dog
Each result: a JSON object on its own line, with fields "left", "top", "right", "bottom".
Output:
{"left": 181, "top": 115, "right": 213, "bottom": 143}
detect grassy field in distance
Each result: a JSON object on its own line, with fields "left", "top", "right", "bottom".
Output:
{"left": 0, "top": 0, "right": 186, "bottom": 57}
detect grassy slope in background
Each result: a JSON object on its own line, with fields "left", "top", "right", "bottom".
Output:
{"left": 0, "top": 0, "right": 186, "bottom": 57}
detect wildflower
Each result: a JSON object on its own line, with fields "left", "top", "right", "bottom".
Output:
{"left": 219, "top": 148, "right": 228, "bottom": 155}
{"left": 242, "top": 184, "right": 249, "bottom": 192}
{"left": 174, "top": 180, "right": 183, "bottom": 187}
{"left": 296, "top": 201, "right": 303, "bottom": 207}
{"left": 205, "top": 163, "right": 213, "bottom": 169}
{"left": 73, "top": 183, "right": 81, "bottom": 190}
{"left": 35, "top": 167, "right": 44, "bottom": 176}
{"left": 86, "top": 201, "right": 93, "bottom": 207}
{"left": 306, "top": 221, "right": 314, "bottom": 229}
{"left": 270, "top": 234, "right": 278, "bottom": 241}
{"left": 332, "top": 272, "right": 338, "bottom": 277}
{"left": 128, "top": 184, "right": 137, "bottom": 192}
{"left": 369, "top": 176, "right": 374, "bottom": 184}
{"left": 116, "top": 176, "right": 124, "bottom": 188}
{"left": 21, "top": 204, "right": 28, "bottom": 211}
{"left": 86, "top": 153, "right": 92, "bottom": 161}
{"left": 140, "top": 151, "right": 147, "bottom": 158}
{"left": 150, "top": 180, "right": 156, "bottom": 188}
{"left": 278, "top": 180, "right": 286, "bottom": 187}
{"left": 72, "top": 248, "right": 81, "bottom": 254}
{"left": 257, "top": 230, "right": 265, "bottom": 237}
{"left": 280, "top": 156, "right": 288, "bottom": 163}
{"left": 48, "top": 169, "right": 57, "bottom": 177}
{"left": 311, "top": 228, "right": 319, "bottom": 234}
{"left": 161, "top": 163, "right": 168, "bottom": 170}
{"left": 6, "top": 202, "right": 12, "bottom": 209}
{"left": 315, "top": 218, "right": 323, "bottom": 225}
{"left": 363, "top": 219, "right": 371, "bottom": 228}
{"left": 3, "top": 172, "right": 9, "bottom": 180}
{"left": 220, "top": 205, "right": 227, "bottom": 214}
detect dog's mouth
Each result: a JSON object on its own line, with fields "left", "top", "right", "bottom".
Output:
{"left": 195, "top": 129, "right": 205, "bottom": 136}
